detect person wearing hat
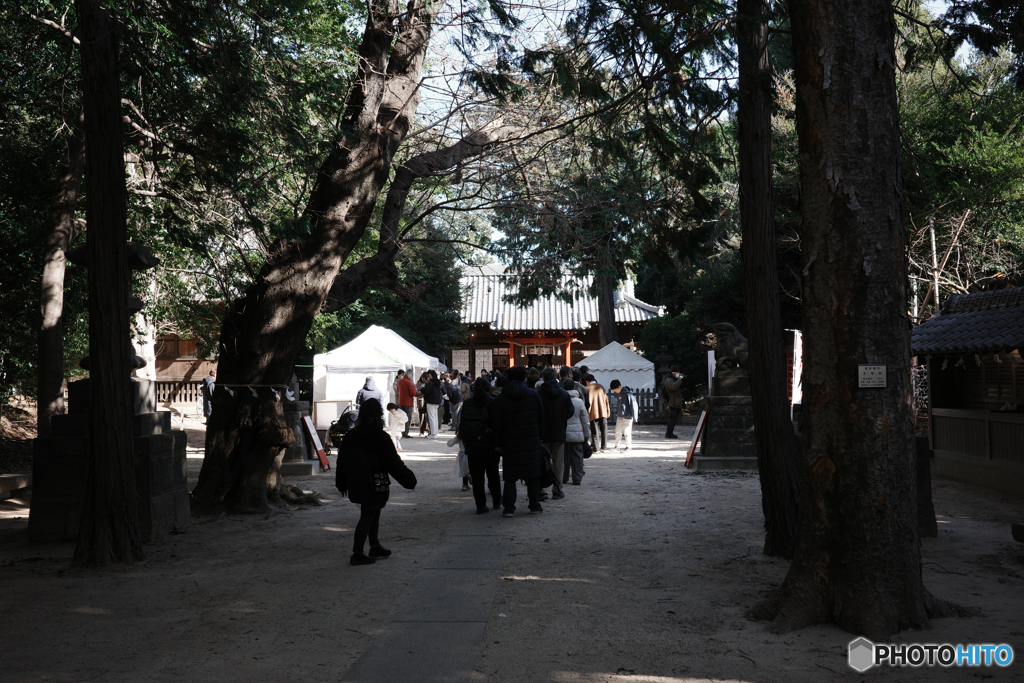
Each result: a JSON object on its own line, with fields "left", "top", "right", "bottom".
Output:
{"left": 664, "top": 366, "right": 685, "bottom": 439}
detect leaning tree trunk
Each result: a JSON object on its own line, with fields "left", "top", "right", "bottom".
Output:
{"left": 72, "top": 0, "right": 144, "bottom": 566}
{"left": 191, "top": 0, "right": 439, "bottom": 514}
{"left": 736, "top": 0, "right": 801, "bottom": 558}
{"left": 324, "top": 122, "right": 520, "bottom": 312}
{"left": 37, "top": 111, "right": 86, "bottom": 437}
{"left": 749, "top": 0, "right": 929, "bottom": 638}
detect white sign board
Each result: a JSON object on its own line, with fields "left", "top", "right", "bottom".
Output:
{"left": 475, "top": 348, "right": 493, "bottom": 373}
{"left": 858, "top": 365, "right": 887, "bottom": 388}
{"left": 451, "top": 348, "right": 469, "bottom": 373}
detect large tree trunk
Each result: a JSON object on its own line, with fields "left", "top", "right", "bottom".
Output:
{"left": 749, "top": 0, "right": 929, "bottom": 638}
{"left": 37, "top": 112, "right": 86, "bottom": 437}
{"left": 597, "top": 274, "right": 617, "bottom": 348}
{"left": 72, "top": 0, "right": 144, "bottom": 567}
{"left": 736, "top": 0, "right": 801, "bottom": 558}
{"left": 192, "top": 0, "right": 438, "bottom": 514}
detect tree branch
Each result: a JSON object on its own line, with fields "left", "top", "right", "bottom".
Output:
{"left": 28, "top": 13, "right": 80, "bottom": 45}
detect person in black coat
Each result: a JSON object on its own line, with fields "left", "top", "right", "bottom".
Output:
{"left": 458, "top": 377, "right": 502, "bottom": 513}
{"left": 538, "top": 368, "right": 575, "bottom": 500}
{"left": 421, "top": 370, "right": 443, "bottom": 438}
{"left": 336, "top": 399, "right": 417, "bottom": 565}
{"left": 488, "top": 365, "right": 545, "bottom": 517}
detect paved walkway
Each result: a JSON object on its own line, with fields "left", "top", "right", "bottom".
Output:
{"left": 342, "top": 506, "right": 510, "bottom": 682}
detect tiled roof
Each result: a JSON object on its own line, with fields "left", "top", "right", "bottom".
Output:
{"left": 911, "top": 286, "right": 1024, "bottom": 355}
{"left": 461, "top": 265, "right": 663, "bottom": 331}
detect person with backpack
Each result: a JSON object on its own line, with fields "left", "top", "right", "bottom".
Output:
{"left": 609, "top": 380, "right": 640, "bottom": 451}
{"left": 458, "top": 377, "right": 502, "bottom": 513}
{"left": 335, "top": 399, "right": 417, "bottom": 566}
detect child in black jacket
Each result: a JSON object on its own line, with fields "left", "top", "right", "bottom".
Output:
{"left": 336, "top": 399, "right": 417, "bottom": 565}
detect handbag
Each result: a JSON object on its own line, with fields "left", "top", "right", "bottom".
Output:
{"left": 453, "top": 449, "right": 470, "bottom": 479}
{"left": 539, "top": 445, "right": 556, "bottom": 488}
{"left": 582, "top": 442, "right": 593, "bottom": 459}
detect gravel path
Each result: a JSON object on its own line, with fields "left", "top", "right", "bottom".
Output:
{"left": 1, "top": 422, "right": 1022, "bottom": 682}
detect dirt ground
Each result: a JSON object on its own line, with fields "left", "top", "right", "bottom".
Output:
{"left": 1, "top": 419, "right": 1023, "bottom": 683}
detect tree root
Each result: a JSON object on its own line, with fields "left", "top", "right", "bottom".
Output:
{"left": 925, "top": 589, "right": 975, "bottom": 619}
{"left": 279, "top": 484, "right": 323, "bottom": 506}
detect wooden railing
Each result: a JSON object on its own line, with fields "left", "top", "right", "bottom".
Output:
{"left": 155, "top": 381, "right": 202, "bottom": 404}
{"left": 932, "top": 408, "right": 1024, "bottom": 465}
{"left": 608, "top": 388, "right": 667, "bottom": 423}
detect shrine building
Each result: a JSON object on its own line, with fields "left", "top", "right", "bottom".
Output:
{"left": 452, "top": 264, "right": 664, "bottom": 375}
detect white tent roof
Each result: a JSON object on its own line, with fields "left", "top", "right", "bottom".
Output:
{"left": 313, "top": 325, "right": 440, "bottom": 373}
{"left": 578, "top": 342, "right": 654, "bottom": 372}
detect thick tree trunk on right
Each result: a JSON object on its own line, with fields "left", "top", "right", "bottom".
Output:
{"left": 72, "top": 0, "right": 144, "bottom": 567}
{"left": 37, "top": 113, "right": 86, "bottom": 437}
{"left": 737, "top": 0, "right": 801, "bottom": 558}
{"left": 749, "top": 0, "right": 931, "bottom": 638}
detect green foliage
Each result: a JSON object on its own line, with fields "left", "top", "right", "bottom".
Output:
{"left": 301, "top": 241, "right": 467, "bottom": 364}
{"left": 0, "top": 6, "right": 89, "bottom": 398}
{"left": 2, "top": 0, "right": 364, "bottom": 389}
{"left": 900, "top": 49, "right": 1024, "bottom": 305}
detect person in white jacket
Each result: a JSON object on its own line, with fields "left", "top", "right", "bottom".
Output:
{"left": 386, "top": 403, "right": 408, "bottom": 451}
{"left": 561, "top": 378, "right": 590, "bottom": 485}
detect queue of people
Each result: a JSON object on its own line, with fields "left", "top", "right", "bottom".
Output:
{"left": 335, "top": 364, "right": 658, "bottom": 566}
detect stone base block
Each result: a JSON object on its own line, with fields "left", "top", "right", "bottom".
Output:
{"left": 692, "top": 455, "right": 759, "bottom": 471}
{"left": 29, "top": 427, "right": 189, "bottom": 543}
{"left": 280, "top": 461, "right": 317, "bottom": 477}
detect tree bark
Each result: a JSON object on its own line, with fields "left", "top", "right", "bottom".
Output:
{"left": 749, "top": 0, "right": 928, "bottom": 638}
{"left": 736, "top": 0, "right": 801, "bottom": 558}
{"left": 38, "top": 111, "right": 86, "bottom": 437}
{"left": 597, "top": 274, "right": 617, "bottom": 348}
{"left": 192, "top": 0, "right": 439, "bottom": 514}
{"left": 72, "top": 0, "right": 144, "bottom": 566}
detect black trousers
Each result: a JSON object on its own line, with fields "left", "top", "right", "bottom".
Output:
{"left": 590, "top": 417, "right": 607, "bottom": 450}
{"left": 564, "top": 442, "right": 586, "bottom": 484}
{"left": 468, "top": 454, "right": 502, "bottom": 510}
{"left": 353, "top": 503, "right": 382, "bottom": 554}
{"left": 666, "top": 407, "right": 682, "bottom": 436}
{"left": 401, "top": 406, "right": 413, "bottom": 437}
{"left": 502, "top": 476, "right": 542, "bottom": 513}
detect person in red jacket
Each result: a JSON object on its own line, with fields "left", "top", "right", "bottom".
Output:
{"left": 395, "top": 369, "right": 417, "bottom": 438}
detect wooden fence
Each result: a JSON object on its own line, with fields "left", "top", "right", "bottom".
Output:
{"left": 155, "top": 380, "right": 202, "bottom": 404}
{"left": 608, "top": 388, "right": 667, "bottom": 423}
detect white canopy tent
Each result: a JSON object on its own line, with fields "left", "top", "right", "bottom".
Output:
{"left": 576, "top": 341, "right": 655, "bottom": 390}
{"left": 311, "top": 325, "right": 444, "bottom": 429}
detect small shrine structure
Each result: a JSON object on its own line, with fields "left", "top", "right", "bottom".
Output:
{"left": 454, "top": 264, "right": 663, "bottom": 375}
{"left": 912, "top": 286, "right": 1024, "bottom": 497}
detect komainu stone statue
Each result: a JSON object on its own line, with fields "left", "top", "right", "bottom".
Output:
{"left": 712, "top": 322, "right": 748, "bottom": 370}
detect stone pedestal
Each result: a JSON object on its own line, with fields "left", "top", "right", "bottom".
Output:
{"left": 695, "top": 370, "right": 758, "bottom": 471}
{"left": 29, "top": 379, "right": 191, "bottom": 543}
{"left": 279, "top": 400, "right": 317, "bottom": 476}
